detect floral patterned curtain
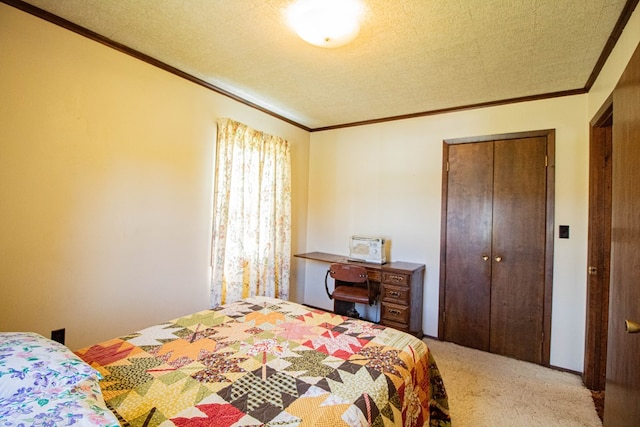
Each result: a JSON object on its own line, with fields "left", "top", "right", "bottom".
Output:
{"left": 210, "top": 118, "right": 291, "bottom": 307}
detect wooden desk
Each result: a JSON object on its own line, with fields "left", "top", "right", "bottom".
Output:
{"left": 294, "top": 252, "right": 425, "bottom": 338}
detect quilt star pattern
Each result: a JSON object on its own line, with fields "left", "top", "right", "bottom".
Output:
{"left": 76, "top": 297, "right": 450, "bottom": 427}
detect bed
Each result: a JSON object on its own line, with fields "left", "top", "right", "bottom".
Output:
{"left": 71, "top": 296, "right": 450, "bottom": 426}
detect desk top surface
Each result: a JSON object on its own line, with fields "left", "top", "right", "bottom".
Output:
{"left": 294, "top": 251, "right": 425, "bottom": 273}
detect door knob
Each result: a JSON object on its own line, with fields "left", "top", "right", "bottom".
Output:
{"left": 482, "top": 255, "right": 489, "bottom": 261}
{"left": 494, "top": 256, "right": 502, "bottom": 263}
{"left": 625, "top": 319, "right": 640, "bottom": 334}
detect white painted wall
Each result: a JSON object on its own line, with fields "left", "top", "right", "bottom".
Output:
{"left": 588, "top": 5, "right": 640, "bottom": 119}
{"left": 302, "top": 96, "right": 589, "bottom": 370}
{"left": 0, "top": 4, "right": 310, "bottom": 350}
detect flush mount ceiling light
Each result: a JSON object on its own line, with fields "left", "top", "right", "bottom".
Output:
{"left": 287, "top": 0, "right": 365, "bottom": 48}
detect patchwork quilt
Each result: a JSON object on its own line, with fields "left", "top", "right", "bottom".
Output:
{"left": 76, "top": 297, "right": 450, "bottom": 426}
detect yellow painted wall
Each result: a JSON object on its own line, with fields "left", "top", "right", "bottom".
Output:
{"left": 0, "top": 4, "right": 309, "bottom": 350}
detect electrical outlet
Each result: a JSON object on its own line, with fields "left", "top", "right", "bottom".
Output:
{"left": 51, "top": 328, "right": 65, "bottom": 345}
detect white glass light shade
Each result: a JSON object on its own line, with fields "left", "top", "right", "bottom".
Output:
{"left": 288, "top": 0, "right": 364, "bottom": 48}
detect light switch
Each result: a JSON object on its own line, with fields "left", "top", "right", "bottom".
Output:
{"left": 559, "top": 225, "right": 570, "bottom": 239}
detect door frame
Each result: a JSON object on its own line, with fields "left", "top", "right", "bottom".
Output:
{"left": 438, "top": 129, "right": 555, "bottom": 366}
{"left": 583, "top": 96, "right": 613, "bottom": 391}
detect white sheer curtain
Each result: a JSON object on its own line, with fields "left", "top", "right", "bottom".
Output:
{"left": 210, "top": 118, "right": 291, "bottom": 307}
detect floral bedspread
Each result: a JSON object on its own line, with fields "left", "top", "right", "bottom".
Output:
{"left": 76, "top": 297, "right": 450, "bottom": 426}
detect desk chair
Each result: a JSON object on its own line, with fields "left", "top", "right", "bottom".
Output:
{"left": 325, "top": 263, "right": 378, "bottom": 319}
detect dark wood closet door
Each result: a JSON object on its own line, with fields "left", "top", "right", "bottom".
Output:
{"left": 441, "top": 133, "right": 552, "bottom": 365}
{"left": 604, "top": 44, "right": 640, "bottom": 427}
{"left": 443, "top": 142, "right": 493, "bottom": 351}
{"left": 490, "top": 137, "right": 547, "bottom": 364}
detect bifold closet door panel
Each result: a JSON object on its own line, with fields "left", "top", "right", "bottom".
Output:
{"left": 443, "top": 141, "right": 493, "bottom": 351}
{"left": 490, "top": 137, "right": 547, "bottom": 364}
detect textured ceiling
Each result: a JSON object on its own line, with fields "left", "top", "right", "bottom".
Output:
{"left": 10, "top": 0, "right": 634, "bottom": 130}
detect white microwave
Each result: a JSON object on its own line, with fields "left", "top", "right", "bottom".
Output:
{"left": 349, "top": 236, "right": 387, "bottom": 264}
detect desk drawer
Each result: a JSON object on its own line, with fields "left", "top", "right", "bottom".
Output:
{"left": 381, "top": 284, "right": 410, "bottom": 304}
{"left": 381, "top": 318, "right": 410, "bottom": 333}
{"left": 381, "top": 302, "right": 410, "bottom": 324}
{"left": 382, "top": 272, "right": 410, "bottom": 286}
{"left": 367, "top": 270, "right": 381, "bottom": 282}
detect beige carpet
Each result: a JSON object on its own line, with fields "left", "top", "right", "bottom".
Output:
{"left": 424, "top": 338, "right": 602, "bottom": 426}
